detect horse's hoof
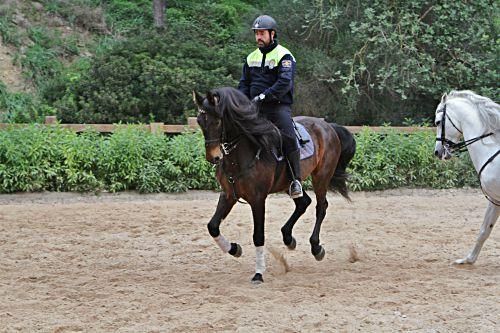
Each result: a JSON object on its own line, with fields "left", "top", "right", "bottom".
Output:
{"left": 229, "top": 243, "right": 242, "bottom": 257}
{"left": 313, "top": 246, "right": 325, "bottom": 261}
{"left": 454, "top": 257, "right": 474, "bottom": 265}
{"left": 251, "top": 273, "right": 264, "bottom": 284}
{"left": 286, "top": 237, "right": 297, "bottom": 250}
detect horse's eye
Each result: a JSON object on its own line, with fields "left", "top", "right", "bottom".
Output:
{"left": 435, "top": 120, "right": 441, "bottom": 126}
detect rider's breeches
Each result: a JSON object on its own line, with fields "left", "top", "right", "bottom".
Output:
{"left": 260, "top": 104, "right": 298, "bottom": 155}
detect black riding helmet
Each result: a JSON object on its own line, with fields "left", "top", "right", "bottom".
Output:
{"left": 252, "top": 15, "right": 277, "bottom": 36}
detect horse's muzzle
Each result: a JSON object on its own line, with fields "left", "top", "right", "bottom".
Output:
{"left": 434, "top": 147, "right": 452, "bottom": 160}
{"left": 205, "top": 145, "right": 223, "bottom": 164}
{"left": 210, "top": 156, "right": 221, "bottom": 164}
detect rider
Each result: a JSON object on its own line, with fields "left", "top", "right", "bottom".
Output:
{"left": 237, "top": 14, "right": 303, "bottom": 198}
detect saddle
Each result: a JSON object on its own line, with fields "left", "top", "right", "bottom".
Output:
{"left": 273, "top": 122, "right": 314, "bottom": 161}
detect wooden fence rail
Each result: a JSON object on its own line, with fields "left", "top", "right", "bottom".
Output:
{"left": 0, "top": 116, "right": 434, "bottom": 134}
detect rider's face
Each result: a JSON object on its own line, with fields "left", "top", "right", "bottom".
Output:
{"left": 254, "top": 30, "right": 274, "bottom": 47}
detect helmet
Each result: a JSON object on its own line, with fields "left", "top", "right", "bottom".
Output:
{"left": 251, "top": 15, "right": 277, "bottom": 32}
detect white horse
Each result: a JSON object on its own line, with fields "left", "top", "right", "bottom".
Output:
{"left": 434, "top": 90, "right": 500, "bottom": 264}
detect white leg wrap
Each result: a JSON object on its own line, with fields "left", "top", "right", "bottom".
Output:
{"left": 255, "top": 246, "right": 266, "bottom": 274}
{"left": 214, "top": 235, "right": 231, "bottom": 253}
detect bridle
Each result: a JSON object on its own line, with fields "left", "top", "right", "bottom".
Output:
{"left": 435, "top": 103, "right": 494, "bottom": 155}
{"left": 435, "top": 102, "right": 499, "bottom": 206}
{"left": 198, "top": 108, "right": 241, "bottom": 155}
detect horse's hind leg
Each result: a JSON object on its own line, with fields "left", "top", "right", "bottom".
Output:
{"left": 281, "top": 192, "right": 312, "bottom": 249}
{"left": 455, "top": 202, "right": 499, "bottom": 265}
{"left": 310, "top": 187, "right": 328, "bottom": 261}
{"left": 207, "top": 193, "right": 241, "bottom": 257}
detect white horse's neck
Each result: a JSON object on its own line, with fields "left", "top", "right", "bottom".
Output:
{"left": 449, "top": 98, "right": 499, "bottom": 173}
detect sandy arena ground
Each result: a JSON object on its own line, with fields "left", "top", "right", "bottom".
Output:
{"left": 0, "top": 188, "right": 498, "bottom": 332}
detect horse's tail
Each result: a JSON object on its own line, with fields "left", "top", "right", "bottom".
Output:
{"left": 329, "top": 123, "right": 356, "bottom": 201}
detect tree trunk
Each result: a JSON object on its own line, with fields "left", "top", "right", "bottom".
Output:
{"left": 153, "top": 0, "right": 166, "bottom": 30}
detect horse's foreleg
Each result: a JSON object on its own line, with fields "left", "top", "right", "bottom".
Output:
{"left": 207, "top": 193, "right": 241, "bottom": 257}
{"left": 310, "top": 191, "right": 328, "bottom": 261}
{"left": 250, "top": 199, "right": 266, "bottom": 284}
{"left": 455, "top": 202, "right": 499, "bottom": 265}
{"left": 281, "top": 192, "right": 312, "bottom": 249}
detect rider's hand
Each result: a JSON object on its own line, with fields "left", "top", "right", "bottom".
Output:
{"left": 252, "top": 93, "right": 265, "bottom": 104}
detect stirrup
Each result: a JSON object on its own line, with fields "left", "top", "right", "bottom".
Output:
{"left": 289, "top": 180, "right": 303, "bottom": 199}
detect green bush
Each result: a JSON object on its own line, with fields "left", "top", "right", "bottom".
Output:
{"left": 54, "top": 31, "right": 243, "bottom": 124}
{"left": 0, "top": 81, "right": 56, "bottom": 123}
{"left": 348, "top": 128, "right": 478, "bottom": 190}
{"left": 0, "top": 125, "right": 478, "bottom": 193}
{"left": 0, "top": 126, "right": 216, "bottom": 193}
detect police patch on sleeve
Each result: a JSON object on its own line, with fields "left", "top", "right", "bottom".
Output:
{"left": 282, "top": 60, "right": 292, "bottom": 68}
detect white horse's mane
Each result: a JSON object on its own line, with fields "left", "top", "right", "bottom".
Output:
{"left": 444, "top": 90, "right": 500, "bottom": 140}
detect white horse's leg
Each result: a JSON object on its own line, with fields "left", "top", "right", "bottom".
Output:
{"left": 455, "top": 202, "right": 499, "bottom": 264}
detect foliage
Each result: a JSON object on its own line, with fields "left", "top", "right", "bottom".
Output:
{"left": 42, "top": 0, "right": 109, "bottom": 34}
{"left": 0, "top": 126, "right": 216, "bottom": 193}
{"left": 2, "top": 0, "right": 498, "bottom": 127}
{"left": 270, "top": 0, "right": 499, "bottom": 125}
{"left": 0, "top": 126, "right": 478, "bottom": 193}
{"left": 0, "top": 81, "right": 56, "bottom": 123}
{"left": 53, "top": 31, "right": 241, "bottom": 124}
{"left": 0, "top": 10, "right": 22, "bottom": 46}
{"left": 51, "top": 0, "right": 253, "bottom": 124}
{"left": 348, "top": 128, "right": 478, "bottom": 190}
{"left": 103, "top": 0, "right": 153, "bottom": 35}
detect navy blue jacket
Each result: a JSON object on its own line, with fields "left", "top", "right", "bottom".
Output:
{"left": 238, "top": 41, "right": 296, "bottom": 105}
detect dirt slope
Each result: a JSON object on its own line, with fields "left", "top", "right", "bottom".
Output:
{"left": 0, "top": 39, "right": 25, "bottom": 92}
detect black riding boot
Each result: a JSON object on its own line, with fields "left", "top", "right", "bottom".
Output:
{"left": 286, "top": 149, "right": 303, "bottom": 198}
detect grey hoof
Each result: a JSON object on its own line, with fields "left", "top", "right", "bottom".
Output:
{"left": 314, "top": 246, "right": 325, "bottom": 261}
{"left": 286, "top": 237, "right": 297, "bottom": 250}
{"left": 229, "top": 243, "right": 242, "bottom": 257}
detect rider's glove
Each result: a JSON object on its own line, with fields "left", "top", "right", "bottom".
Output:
{"left": 252, "top": 93, "right": 266, "bottom": 104}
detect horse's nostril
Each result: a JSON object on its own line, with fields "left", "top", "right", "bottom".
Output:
{"left": 213, "top": 156, "right": 220, "bottom": 163}
{"left": 434, "top": 150, "right": 439, "bottom": 156}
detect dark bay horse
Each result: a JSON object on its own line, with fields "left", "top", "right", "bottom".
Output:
{"left": 193, "top": 87, "right": 356, "bottom": 283}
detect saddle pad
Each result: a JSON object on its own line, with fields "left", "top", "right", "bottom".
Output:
{"left": 295, "top": 122, "right": 314, "bottom": 160}
{"left": 275, "top": 123, "right": 314, "bottom": 161}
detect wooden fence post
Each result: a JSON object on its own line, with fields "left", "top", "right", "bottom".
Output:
{"left": 45, "top": 116, "right": 57, "bottom": 124}
{"left": 150, "top": 122, "right": 163, "bottom": 134}
{"left": 187, "top": 117, "right": 198, "bottom": 129}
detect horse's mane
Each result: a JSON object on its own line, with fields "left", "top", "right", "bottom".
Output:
{"left": 212, "top": 87, "right": 281, "bottom": 159}
{"left": 446, "top": 90, "right": 500, "bottom": 140}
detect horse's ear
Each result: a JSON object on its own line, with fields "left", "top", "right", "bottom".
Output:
{"left": 192, "top": 91, "right": 204, "bottom": 107}
{"left": 441, "top": 92, "right": 448, "bottom": 103}
{"left": 206, "top": 91, "right": 219, "bottom": 106}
